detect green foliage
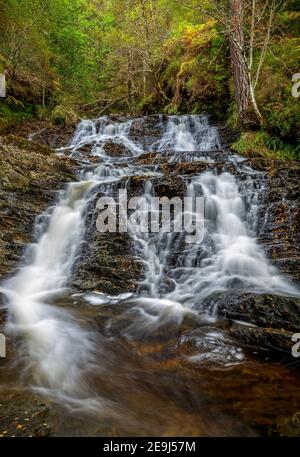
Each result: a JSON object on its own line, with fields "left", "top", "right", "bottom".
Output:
{"left": 160, "top": 19, "right": 230, "bottom": 115}
{"left": 0, "top": 0, "right": 298, "bottom": 141}
{"left": 0, "top": 100, "right": 33, "bottom": 131}
{"left": 50, "top": 101, "right": 79, "bottom": 125}
{"left": 232, "top": 131, "right": 299, "bottom": 161}
{"left": 0, "top": 0, "right": 112, "bottom": 123}
{"left": 264, "top": 135, "right": 300, "bottom": 160}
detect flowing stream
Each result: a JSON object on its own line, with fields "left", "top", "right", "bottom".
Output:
{"left": 1, "top": 115, "right": 300, "bottom": 436}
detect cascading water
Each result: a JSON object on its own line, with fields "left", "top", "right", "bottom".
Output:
{"left": 126, "top": 117, "right": 299, "bottom": 328}
{"left": 166, "top": 171, "right": 299, "bottom": 306}
{"left": 1, "top": 114, "right": 299, "bottom": 434}
{"left": 0, "top": 118, "right": 156, "bottom": 412}
{"left": 0, "top": 180, "right": 100, "bottom": 404}
{"left": 68, "top": 117, "right": 143, "bottom": 159}
{"left": 152, "top": 115, "right": 220, "bottom": 152}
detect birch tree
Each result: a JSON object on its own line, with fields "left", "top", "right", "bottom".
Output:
{"left": 178, "top": 0, "right": 284, "bottom": 127}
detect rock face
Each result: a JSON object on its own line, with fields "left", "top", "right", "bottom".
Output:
{"left": 72, "top": 186, "right": 141, "bottom": 295}
{"left": 103, "top": 140, "right": 130, "bottom": 156}
{"left": 216, "top": 292, "right": 300, "bottom": 356}
{"left": 71, "top": 170, "right": 186, "bottom": 294}
{"left": 217, "top": 293, "right": 300, "bottom": 332}
{"left": 130, "top": 115, "right": 166, "bottom": 149}
{"left": 129, "top": 152, "right": 300, "bottom": 357}
{"left": 254, "top": 159, "right": 300, "bottom": 284}
{"left": 0, "top": 134, "right": 76, "bottom": 280}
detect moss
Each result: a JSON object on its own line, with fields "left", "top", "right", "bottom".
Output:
{"left": 0, "top": 101, "right": 34, "bottom": 132}
{"left": 4, "top": 134, "right": 53, "bottom": 155}
{"left": 50, "top": 103, "right": 79, "bottom": 125}
{"left": 231, "top": 131, "right": 299, "bottom": 161}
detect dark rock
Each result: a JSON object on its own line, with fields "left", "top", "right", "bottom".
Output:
{"left": 75, "top": 143, "right": 94, "bottom": 154}
{"left": 217, "top": 293, "right": 300, "bottom": 332}
{"left": 0, "top": 390, "right": 52, "bottom": 437}
{"left": 215, "top": 292, "right": 300, "bottom": 356}
{"left": 230, "top": 323, "right": 296, "bottom": 356}
{"left": 103, "top": 140, "right": 130, "bottom": 157}
{"left": 255, "top": 160, "right": 300, "bottom": 283}
{"left": 161, "top": 161, "right": 209, "bottom": 176}
{"left": 213, "top": 121, "right": 240, "bottom": 148}
{"left": 152, "top": 175, "right": 185, "bottom": 199}
{"left": 129, "top": 115, "right": 166, "bottom": 150}
{"left": 134, "top": 152, "right": 163, "bottom": 165}
{"left": 72, "top": 187, "right": 141, "bottom": 294}
{"left": 72, "top": 168, "right": 185, "bottom": 294}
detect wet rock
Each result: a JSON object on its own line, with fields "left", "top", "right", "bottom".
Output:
{"left": 130, "top": 115, "right": 166, "bottom": 150}
{"left": 161, "top": 161, "right": 209, "bottom": 176}
{"left": 216, "top": 292, "right": 300, "bottom": 356}
{"left": 230, "top": 323, "right": 296, "bottom": 356}
{"left": 152, "top": 175, "right": 185, "bottom": 199}
{"left": 75, "top": 143, "right": 94, "bottom": 154}
{"left": 124, "top": 175, "right": 152, "bottom": 197}
{"left": 103, "top": 140, "right": 130, "bottom": 157}
{"left": 214, "top": 121, "right": 240, "bottom": 148}
{"left": 72, "top": 187, "right": 141, "bottom": 295}
{"left": 254, "top": 160, "right": 300, "bottom": 283}
{"left": 134, "top": 152, "right": 164, "bottom": 165}
{"left": 217, "top": 293, "right": 300, "bottom": 332}
{"left": 72, "top": 167, "right": 185, "bottom": 294}
{"left": 164, "top": 150, "right": 228, "bottom": 164}
{"left": 0, "top": 390, "right": 52, "bottom": 437}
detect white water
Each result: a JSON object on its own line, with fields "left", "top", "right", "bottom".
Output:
{"left": 1, "top": 114, "right": 299, "bottom": 407}
{"left": 68, "top": 117, "right": 142, "bottom": 159}
{"left": 0, "top": 180, "right": 101, "bottom": 408}
{"left": 0, "top": 119, "right": 150, "bottom": 411}
{"left": 127, "top": 119, "right": 299, "bottom": 328}
{"left": 153, "top": 115, "right": 220, "bottom": 152}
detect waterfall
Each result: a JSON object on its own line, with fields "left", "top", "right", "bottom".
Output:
{"left": 69, "top": 117, "right": 143, "bottom": 159}
{"left": 153, "top": 115, "right": 220, "bottom": 152}
{"left": 0, "top": 181, "right": 98, "bottom": 390}
{"left": 0, "top": 117, "right": 150, "bottom": 408}
{"left": 125, "top": 116, "right": 299, "bottom": 328}
{"left": 165, "top": 171, "right": 299, "bottom": 307}
{"left": 1, "top": 114, "right": 299, "bottom": 410}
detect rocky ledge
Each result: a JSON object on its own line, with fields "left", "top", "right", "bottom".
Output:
{"left": 1, "top": 121, "right": 299, "bottom": 359}
{"left": 214, "top": 292, "right": 300, "bottom": 357}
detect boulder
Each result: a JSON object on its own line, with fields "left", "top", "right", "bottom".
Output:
{"left": 215, "top": 292, "right": 300, "bottom": 356}
{"left": 103, "top": 140, "right": 130, "bottom": 157}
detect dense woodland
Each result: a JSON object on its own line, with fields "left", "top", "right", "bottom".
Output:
{"left": 0, "top": 0, "right": 299, "bottom": 157}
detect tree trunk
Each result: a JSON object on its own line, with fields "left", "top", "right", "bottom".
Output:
{"left": 127, "top": 51, "right": 135, "bottom": 114}
{"left": 229, "top": 0, "right": 257, "bottom": 128}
